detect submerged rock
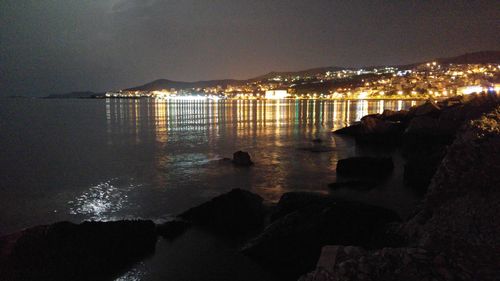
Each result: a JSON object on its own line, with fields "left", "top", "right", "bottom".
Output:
{"left": 232, "top": 150, "right": 253, "bottom": 166}
{"left": 0, "top": 220, "right": 157, "bottom": 281}
{"left": 179, "top": 188, "right": 267, "bottom": 234}
{"left": 336, "top": 157, "right": 394, "bottom": 178}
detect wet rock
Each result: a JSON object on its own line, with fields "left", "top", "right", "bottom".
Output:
{"left": 270, "top": 192, "right": 334, "bottom": 222}
{"left": 355, "top": 117, "right": 406, "bottom": 145}
{"left": 333, "top": 122, "right": 362, "bottom": 135}
{"left": 336, "top": 157, "right": 394, "bottom": 179}
{"left": 242, "top": 192, "right": 400, "bottom": 279}
{"left": 179, "top": 188, "right": 266, "bottom": 234}
{"left": 0, "top": 220, "right": 157, "bottom": 281}
{"left": 232, "top": 150, "right": 253, "bottom": 166}
{"left": 328, "top": 180, "right": 377, "bottom": 191}
{"left": 156, "top": 220, "right": 190, "bottom": 240}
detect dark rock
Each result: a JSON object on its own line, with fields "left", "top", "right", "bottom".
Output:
{"left": 157, "top": 220, "right": 190, "bottom": 240}
{"left": 232, "top": 150, "right": 253, "bottom": 166}
{"left": 243, "top": 192, "right": 400, "bottom": 279}
{"left": 333, "top": 122, "right": 362, "bottom": 135}
{"left": 335, "top": 117, "right": 405, "bottom": 145}
{"left": 381, "top": 109, "right": 410, "bottom": 122}
{"left": 410, "top": 101, "right": 441, "bottom": 117}
{"left": 336, "top": 157, "right": 394, "bottom": 178}
{"left": 0, "top": 220, "right": 157, "bottom": 281}
{"left": 270, "top": 192, "right": 334, "bottom": 222}
{"left": 312, "top": 138, "right": 323, "bottom": 143}
{"left": 404, "top": 150, "right": 446, "bottom": 193}
{"left": 403, "top": 104, "right": 500, "bottom": 281}
{"left": 328, "top": 180, "right": 377, "bottom": 191}
{"left": 179, "top": 188, "right": 266, "bottom": 234}
{"left": 360, "top": 113, "right": 382, "bottom": 121}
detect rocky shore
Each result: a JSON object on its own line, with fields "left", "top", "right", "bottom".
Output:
{"left": 301, "top": 94, "right": 500, "bottom": 281}
{"left": 1, "top": 94, "right": 498, "bottom": 281}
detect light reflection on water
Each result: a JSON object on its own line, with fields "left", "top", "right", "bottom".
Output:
{"left": 68, "top": 179, "right": 140, "bottom": 221}
{"left": 82, "top": 99, "right": 422, "bottom": 218}
{"left": 0, "top": 98, "right": 422, "bottom": 235}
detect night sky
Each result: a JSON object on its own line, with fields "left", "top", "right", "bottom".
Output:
{"left": 1, "top": 0, "right": 499, "bottom": 96}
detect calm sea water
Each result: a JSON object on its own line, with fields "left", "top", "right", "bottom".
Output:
{"left": 0, "top": 98, "right": 422, "bottom": 280}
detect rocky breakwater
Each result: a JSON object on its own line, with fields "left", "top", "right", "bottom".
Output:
{"left": 300, "top": 98, "right": 500, "bottom": 281}
{"left": 334, "top": 94, "right": 500, "bottom": 192}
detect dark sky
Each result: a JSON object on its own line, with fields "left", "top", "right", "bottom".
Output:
{"left": 1, "top": 0, "right": 499, "bottom": 96}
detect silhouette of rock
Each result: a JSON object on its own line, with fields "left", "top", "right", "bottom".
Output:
{"left": 242, "top": 192, "right": 400, "bottom": 280}
{"left": 336, "top": 157, "right": 393, "bottom": 178}
{"left": 0, "top": 220, "right": 157, "bottom": 281}
{"left": 157, "top": 220, "right": 191, "bottom": 240}
{"left": 232, "top": 151, "right": 254, "bottom": 166}
{"left": 179, "top": 188, "right": 266, "bottom": 234}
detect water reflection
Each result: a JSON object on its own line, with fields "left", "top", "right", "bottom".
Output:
{"left": 104, "top": 99, "right": 420, "bottom": 145}
{"left": 100, "top": 99, "right": 421, "bottom": 204}
{"left": 68, "top": 179, "right": 139, "bottom": 220}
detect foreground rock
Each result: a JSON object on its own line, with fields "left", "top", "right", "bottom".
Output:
{"left": 0, "top": 220, "right": 157, "bottom": 281}
{"left": 403, "top": 105, "right": 500, "bottom": 281}
{"left": 179, "top": 188, "right": 267, "bottom": 234}
{"left": 232, "top": 150, "right": 253, "bottom": 166}
{"left": 300, "top": 245, "right": 461, "bottom": 281}
{"left": 157, "top": 220, "right": 191, "bottom": 240}
{"left": 300, "top": 104, "right": 500, "bottom": 281}
{"left": 336, "top": 157, "right": 393, "bottom": 179}
{"left": 242, "top": 192, "right": 400, "bottom": 280}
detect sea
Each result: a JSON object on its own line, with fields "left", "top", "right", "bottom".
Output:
{"left": 0, "top": 98, "right": 423, "bottom": 280}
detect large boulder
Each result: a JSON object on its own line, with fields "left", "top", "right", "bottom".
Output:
{"left": 179, "top": 188, "right": 267, "bottom": 234}
{"left": 242, "top": 192, "right": 400, "bottom": 279}
{"left": 232, "top": 151, "right": 253, "bottom": 166}
{"left": 0, "top": 220, "right": 157, "bottom": 281}
{"left": 336, "top": 157, "right": 394, "bottom": 178}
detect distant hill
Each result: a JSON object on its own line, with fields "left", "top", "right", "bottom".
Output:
{"left": 251, "top": 66, "right": 348, "bottom": 81}
{"left": 67, "top": 50, "right": 497, "bottom": 93}
{"left": 125, "top": 79, "right": 244, "bottom": 91}
{"left": 44, "top": 91, "right": 103, "bottom": 99}
{"left": 436, "top": 50, "right": 500, "bottom": 64}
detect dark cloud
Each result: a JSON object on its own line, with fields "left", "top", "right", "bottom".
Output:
{"left": 1, "top": 0, "right": 499, "bottom": 96}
